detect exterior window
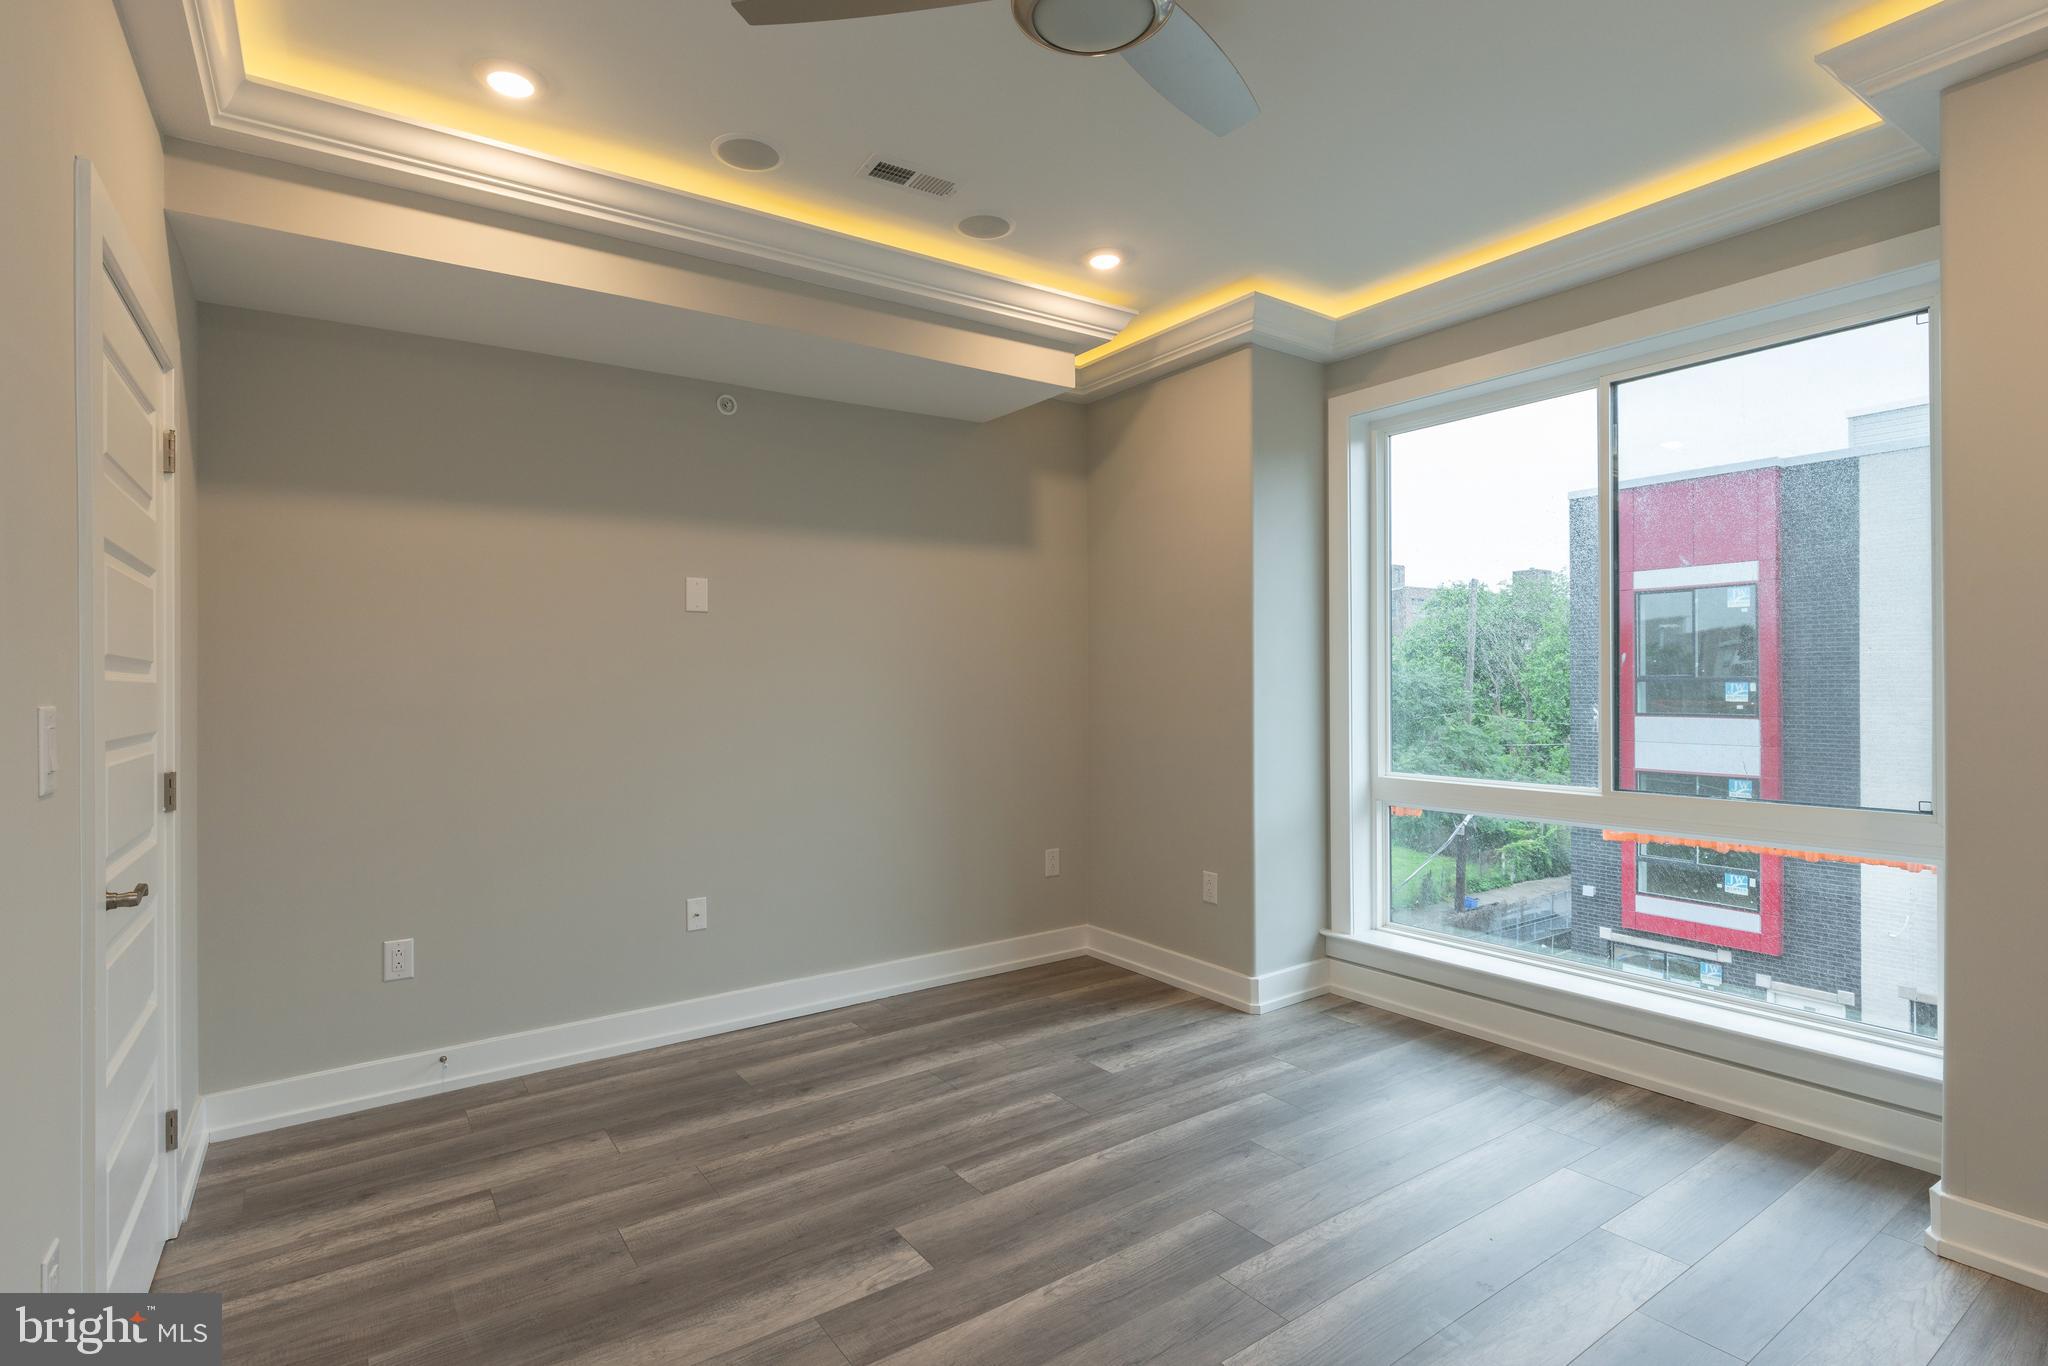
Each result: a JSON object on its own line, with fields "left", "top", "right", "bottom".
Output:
{"left": 1637, "top": 841, "right": 1760, "bottom": 909}
{"left": 1635, "top": 585, "right": 1758, "bottom": 716}
{"left": 1637, "top": 771, "right": 1755, "bottom": 800}
{"left": 1349, "top": 307, "right": 1941, "bottom": 1046}
{"left": 1608, "top": 943, "right": 1711, "bottom": 987}
{"left": 1386, "top": 390, "right": 1593, "bottom": 788}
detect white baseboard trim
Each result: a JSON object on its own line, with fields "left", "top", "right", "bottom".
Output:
{"left": 1082, "top": 927, "right": 1326, "bottom": 1013}
{"left": 175, "top": 1096, "right": 208, "bottom": 1227}
{"left": 1927, "top": 1181, "right": 2048, "bottom": 1294}
{"left": 1325, "top": 957, "right": 1942, "bottom": 1174}
{"left": 202, "top": 925, "right": 1090, "bottom": 1143}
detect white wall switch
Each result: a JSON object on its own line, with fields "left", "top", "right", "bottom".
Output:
{"left": 36, "top": 705, "right": 57, "bottom": 798}
{"left": 685, "top": 577, "right": 709, "bottom": 613}
{"left": 1201, "top": 871, "right": 1219, "bottom": 905}
{"left": 686, "top": 896, "right": 709, "bottom": 931}
{"left": 39, "top": 1239, "right": 59, "bottom": 1293}
{"left": 383, "top": 938, "right": 414, "bottom": 981}
{"left": 1043, "top": 848, "right": 1060, "bottom": 877}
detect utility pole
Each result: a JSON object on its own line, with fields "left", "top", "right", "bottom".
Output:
{"left": 1457, "top": 582, "right": 1478, "bottom": 920}
{"left": 1462, "top": 578, "right": 1479, "bottom": 722}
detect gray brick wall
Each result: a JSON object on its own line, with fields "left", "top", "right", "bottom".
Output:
{"left": 1563, "top": 470, "right": 1866, "bottom": 1012}
{"left": 1779, "top": 460, "right": 1861, "bottom": 810}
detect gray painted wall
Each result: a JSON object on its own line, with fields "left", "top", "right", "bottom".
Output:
{"left": 196, "top": 307, "right": 1091, "bottom": 1092}
{"left": 1084, "top": 347, "right": 1329, "bottom": 979}
{"left": 1251, "top": 350, "right": 1329, "bottom": 975}
{"left": 1085, "top": 350, "right": 1259, "bottom": 973}
{"left": 0, "top": 0, "right": 202, "bottom": 1292}
{"left": 1939, "top": 53, "right": 2048, "bottom": 1231}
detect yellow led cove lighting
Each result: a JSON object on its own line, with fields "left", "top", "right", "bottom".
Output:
{"left": 1075, "top": 105, "right": 1887, "bottom": 367}
{"left": 232, "top": 0, "right": 1939, "bottom": 369}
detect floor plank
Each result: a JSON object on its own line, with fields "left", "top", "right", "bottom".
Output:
{"left": 1927, "top": 1274, "right": 2048, "bottom": 1366}
{"left": 1221, "top": 1123, "right": 1595, "bottom": 1320}
{"left": 1223, "top": 1170, "right": 1639, "bottom": 1366}
{"left": 1750, "top": 1232, "right": 1988, "bottom": 1366}
{"left": 1638, "top": 1148, "right": 1933, "bottom": 1359}
{"left": 1602, "top": 1121, "right": 1835, "bottom": 1264}
{"left": 158, "top": 964, "right": 2048, "bottom": 1366}
{"left": 1569, "top": 1313, "right": 1741, "bottom": 1366}
{"left": 1392, "top": 1229, "right": 1686, "bottom": 1366}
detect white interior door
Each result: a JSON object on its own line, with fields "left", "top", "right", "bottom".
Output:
{"left": 81, "top": 166, "right": 180, "bottom": 1294}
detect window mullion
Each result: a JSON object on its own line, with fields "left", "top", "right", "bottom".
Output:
{"left": 1596, "top": 380, "right": 1617, "bottom": 800}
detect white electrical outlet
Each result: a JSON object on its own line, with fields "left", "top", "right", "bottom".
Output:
{"left": 686, "top": 896, "right": 709, "bottom": 931}
{"left": 1043, "top": 848, "right": 1060, "bottom": 877}
{"left": 383, "top": 938, "right": 415, "bottom": 981}
{"left": 1201, "top": 871, "right": 1219, "bottom": 905}
{"left": 39, "top": 1240, "right": 59, "bottom": 1292}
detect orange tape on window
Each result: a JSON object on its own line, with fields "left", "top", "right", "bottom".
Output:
{"left": 1599, "top": 829, "right": 1933, "bottom": 874}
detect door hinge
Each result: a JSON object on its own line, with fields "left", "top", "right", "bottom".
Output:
{"left": 163, "top": 428, "right": 177, "bottom": 475}
{"left": 163, "top": 770, "right": 178, "bottom": 813}
{"left": 164, "top": 1109, "right": 179, "bottom": 1153}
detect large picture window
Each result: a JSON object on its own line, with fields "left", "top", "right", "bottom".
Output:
{"left": 1340, "top": 300, "right": 1941, "bottom": 1049}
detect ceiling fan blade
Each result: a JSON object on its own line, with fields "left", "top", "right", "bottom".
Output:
{"left": 732, "top": 0, "right": 984, "bottom": 24}
{"left": 1121, "top": 6, "right": 1258, "bottom": 135}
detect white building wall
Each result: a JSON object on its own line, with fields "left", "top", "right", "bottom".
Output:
{"left": 1857, "top": 437, "right": 1937, "bottom": 1033}
{"left": 1858, "top": 443, "right": 1935, "bottom": 812}
{"left": 1860, "top": 865, "right": 1940, "bottom": 1035}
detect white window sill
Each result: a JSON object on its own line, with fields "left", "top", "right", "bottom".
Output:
{"left": 1322, "top": 927, "right": 1941, "bottom": 1118}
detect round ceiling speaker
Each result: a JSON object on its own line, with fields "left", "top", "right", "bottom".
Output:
{"left": 956, "top": 214, "right": 1014, "bottom": 240}
{"left": 713, "top": 136, "right": 782, "bottom": 172}
{"left": 1012, "top": 0, "right": 1172, "bottom": 55}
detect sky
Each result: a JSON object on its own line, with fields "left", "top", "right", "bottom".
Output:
{"left": 1384, "top": 314, "right": 1931, "bottom": 589}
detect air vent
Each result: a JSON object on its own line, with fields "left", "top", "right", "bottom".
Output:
{"left": 862, "top": 157, "right": 957, "bottom": 198}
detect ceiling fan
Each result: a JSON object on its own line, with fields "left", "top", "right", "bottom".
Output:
{"left": 729, "top": 0, "right": 1259, "bottom": 136}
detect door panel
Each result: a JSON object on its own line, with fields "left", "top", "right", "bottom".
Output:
{"left": 92, "top": 262, "right": 175, "bottom": 1293}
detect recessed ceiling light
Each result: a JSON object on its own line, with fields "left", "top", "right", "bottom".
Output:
{"left": 713, "top": 136, "right": 783, "bottom": 172}
{"left": 1087, "top": 250, "right": 1123, "bottom": 271}
{"left": 477, "top": 63, "right": 539, "bottom": 99}
{"left": 957, "top": 214, "right": 1014, "bottom": 241}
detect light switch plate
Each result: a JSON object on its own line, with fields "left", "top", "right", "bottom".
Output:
{"left": 685, "top": 578, "right": 709, "bottom": 613}
{"left": 686, "top": 896, "right": 709, "bottom": 931}
{"left": 36, "top": 706, "right": 57, "bottom": 798}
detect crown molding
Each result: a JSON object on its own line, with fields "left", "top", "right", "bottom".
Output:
{"left": 1071, "top": 121, "right": 1931, "bottom": 399}
{"left": 114, "top": 0, "right": 1960, "bottom": 408}
{"left": 114, "top": 0, "right": 1136, "bottom": 351}
{"left": 1818, "top": 0, "right": 2048, "bottom": 152}
{"left": 1065, "top": 293, "right": 1335, "bottom": 402}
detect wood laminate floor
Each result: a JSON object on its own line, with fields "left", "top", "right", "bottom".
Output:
{"left": 161, "top": 959, "right": 2048, "bottom": 1365}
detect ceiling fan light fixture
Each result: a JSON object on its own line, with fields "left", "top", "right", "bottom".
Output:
{"left": 1012, "top": 0, "right": 1172, "bottom": 55}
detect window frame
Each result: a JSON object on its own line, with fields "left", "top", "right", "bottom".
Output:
{"left": 1326, "top": 248, "right": 1944, "bottom": 1064}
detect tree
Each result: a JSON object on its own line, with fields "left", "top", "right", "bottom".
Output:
{"left": 1389, "top": 571, "right": 1573, "bottom": 898}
